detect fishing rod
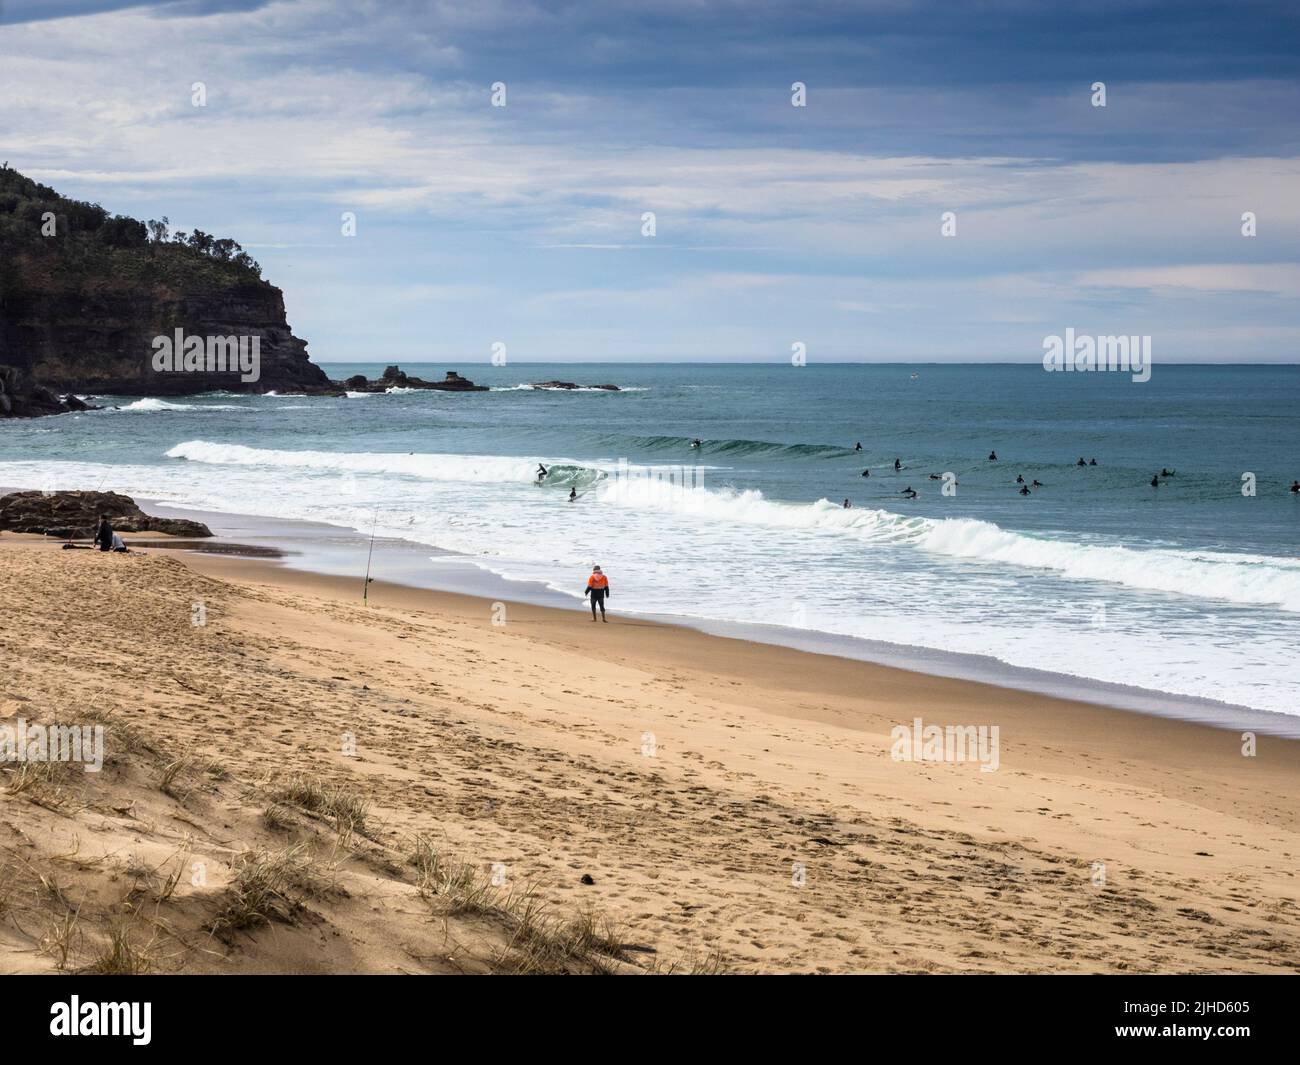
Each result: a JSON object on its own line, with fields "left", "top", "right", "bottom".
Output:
{"left": 362, "top": 505, "right": 379, "bottom": 602}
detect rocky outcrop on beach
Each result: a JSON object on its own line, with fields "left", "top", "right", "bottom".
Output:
{"left": 0, "top": 490, "right": 213, "bottom": 538}
{"left": 344, "top": 365, "right": 489, "bottom": 392}
{"left": 531, "top": 380, "right": 621, "bottom": 391}
{"left": 0, "top": 364, "right": 99, "bottom": 417}
{"left": 0, "top": 165, "right": 340, "bottom": 413}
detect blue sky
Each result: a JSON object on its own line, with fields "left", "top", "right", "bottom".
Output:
{"left": 2, "top": 0, "right": 1298, "bottom": 363}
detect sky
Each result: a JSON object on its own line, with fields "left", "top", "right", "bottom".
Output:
{"left": 1, "top": 0, "right": 1298, "bottom": 363}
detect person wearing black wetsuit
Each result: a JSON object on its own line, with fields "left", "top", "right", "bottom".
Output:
{"left": 585, "top": 566, "right": 611, "bottom": 621}
{"left": 93, "top": 514, "right": 113, "bottom": 552}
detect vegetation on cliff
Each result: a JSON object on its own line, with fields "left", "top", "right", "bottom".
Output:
{"left": 0, "top": 163, "right": 264, "bottom": 296}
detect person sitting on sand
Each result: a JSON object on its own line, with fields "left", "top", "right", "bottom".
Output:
{"left": 93, "top": 514, "right": 113, "bottom": 552}
{"left": 585, "top": 565, "right": 611, "bottom": 622}
{"left": 110, "top": 532, "right": 129, "bottom": 553}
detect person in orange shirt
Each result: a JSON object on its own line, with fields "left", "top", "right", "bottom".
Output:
{"left": 585, "top": 565, "right": 611, "bottom": 622}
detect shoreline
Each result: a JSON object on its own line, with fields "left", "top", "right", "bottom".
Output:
{"left": 134, "top": 494, "right": 1300, "bottom": 739}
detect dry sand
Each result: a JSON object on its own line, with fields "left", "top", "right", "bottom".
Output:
{"left": 2, "top": 534, "right": 1298, "bottom": 974}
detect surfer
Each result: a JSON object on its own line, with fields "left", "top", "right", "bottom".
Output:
{"left": 1151, "top": 474, "right": 1160, "bottom": 487}
{"left": 536, "top": 463, "right": 548, "bottom": 484}
{"left": 854, "top": 442, "right": 862, "bottom": 451}
{"left": 861, "top": 468, "right": 870, "bottom": 478}
{"left": 1290, "top": 481, "right": 1299, "bottom": 493}
{"left": 1016, "top": 474, "right": 1025, "bottom": 484}
{"left": 901, "top": 486, "right": 917, "bottom": 498}
{"left": 988, "top": 451, "right": 997, "bottom": 461}
{"left": 894, "top": 458, "right": 902, "bottom": 471}
{"left": 569, "top": 487, "right": 577, "bottom": 502}
{"left": 842, "top": 498, "right": 851, "bottom": 508}
{"left": 1031, "top": 479, "right": 1043, "bottom": 487}
{"left": 1077, "top": 457, "right": 1086, "bottom": 466}
{"left": 1019, "top": 485, "right": 1031, "bottom": 495}
{"left": 690, "top": 439, "right": 702, "bottom": 449}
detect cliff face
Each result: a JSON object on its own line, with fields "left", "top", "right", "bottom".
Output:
{"left": 0, "top": 165, "right": 339, "bottom": 414}
{"left": 1, "top": 270, "right": 334, "bottom": 397}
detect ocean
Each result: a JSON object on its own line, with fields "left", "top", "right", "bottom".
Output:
{"left": 4, "top": 362, "right": 1298, "bottom": 726}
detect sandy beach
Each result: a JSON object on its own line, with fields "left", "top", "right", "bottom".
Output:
{"left": 1, "top": 532, "right": 1298, "bottom": 974}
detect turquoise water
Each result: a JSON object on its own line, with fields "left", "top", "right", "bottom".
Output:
{"left": 3, "top": 363, "right": 1298, "bottom": 719}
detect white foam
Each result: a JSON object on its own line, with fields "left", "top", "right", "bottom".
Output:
{"left": 595, "top": 481, "right": 1300, "bottom": 612}
{"left": 118, "top": 398, "right": 242, "bottom": 412}
{"left": 164, "top": 439, "right": 613, "bottom": 484}
{"left": 6, "top": 452, "right": 1299, "bottom": 716}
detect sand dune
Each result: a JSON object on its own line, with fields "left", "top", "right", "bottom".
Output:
{"left": 1, "top": 537, "right": 1297, "bottom": 973}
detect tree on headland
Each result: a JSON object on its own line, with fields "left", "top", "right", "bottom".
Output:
{"left": 0, "top": 163, "right": 262, "bottom": 281}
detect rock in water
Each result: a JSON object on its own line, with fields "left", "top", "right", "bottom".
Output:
{"left": 530, "top": 380, "right": 621, "bottom": 391}
{"left": 345, "top": 366, "right": 488, "bottom": 392}
{"left": 0, "top": 491, "right": 213, "bottom": 539}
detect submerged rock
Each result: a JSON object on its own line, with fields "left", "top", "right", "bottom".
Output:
{"left": 0, "top": 491, "right": 213, "bottom": 539}
{"left": 530, "top": 380, "right": 621, "bottom": 391}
